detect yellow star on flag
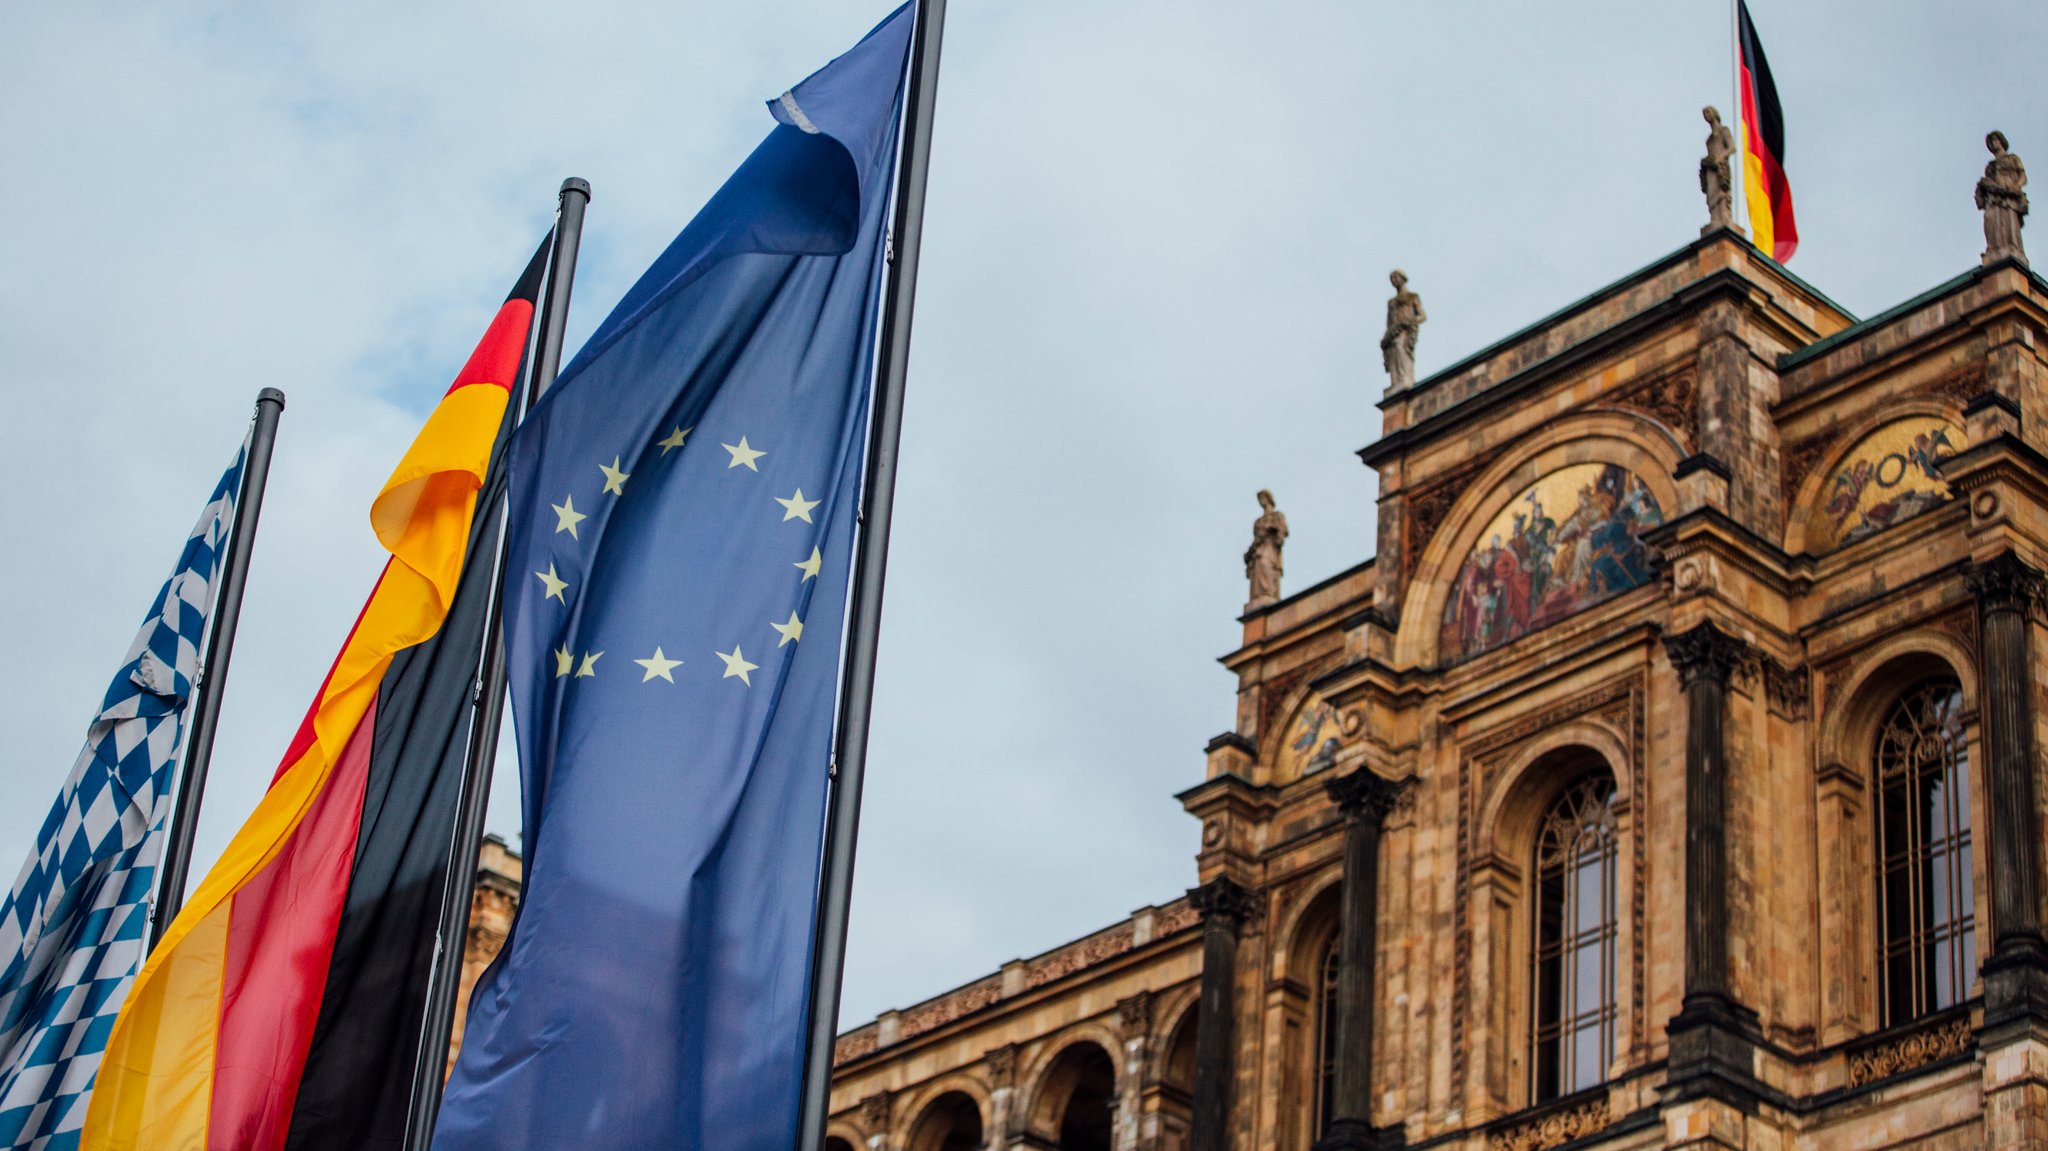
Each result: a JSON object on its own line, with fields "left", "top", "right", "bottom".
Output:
{"left": 795, "top": 547, "right": 822, "bottom": 582}
{"left": 551, "top": 495, "right": 586, "bottom": 538}
{"left": 717, "top": 645, "right": 759, "bottom": 685}
{"left": 536, "top": 563, "right": 570, "bottom": 602}
{"left": 771, "top": 612, "right": 804, "bottom": 647}
{"left": 723, "top": 436, "right": 766, "bottom": 471}
{"left": 656, "top": 426, "right": 691, "bottom": 455}
{"left": 554, "top": 644, "right": 574, "bottom": 678}
{"left": 599, "top": 456, "right": 630, "bottom": 495}
{"left": 776, "top": 489, "right": 820, "bottom": 523}
{"left": 576, "top": 651, "right": 603, "bottom": 678}
{"left": 634, "top": 647, "right": 683, "bottom": 683}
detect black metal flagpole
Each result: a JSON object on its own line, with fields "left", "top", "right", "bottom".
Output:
{"left": 796, "top": 2, "right": 947, "bottom": 1147}
{"left": 151, "top": 386, "right": 286, "bottom": 951}
{"left": 401, "top": 177, "right": 590, "bottom": 1151}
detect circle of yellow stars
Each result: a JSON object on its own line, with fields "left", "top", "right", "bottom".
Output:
{"left": 536, "top": 424, "right": 820, "bottom": 689}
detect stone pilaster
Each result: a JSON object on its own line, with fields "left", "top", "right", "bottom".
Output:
{"left": 1313, "top": 771, "right": 1406, "bottom": 1151}
{"left": 1662, "top": 621, "right": 1760, "bottom": 1099}
{"left": 986, "top": 1045, "right": 1019, "bottom": 1151}
{"left": 1115, "top": 994, "right": 1151, "bottom": 1151}
{"left": 1187, "top": 877, "right": 1254, "bottom": 1151}
{"left": 859, "top": 1091, "right": 893, "bottom": 1151}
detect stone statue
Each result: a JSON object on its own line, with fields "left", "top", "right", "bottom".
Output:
{"left": 1701, "top": 105, "right": 1736, "bottom": 233}
{"left": 1977, "top": 130, "right": 2028, "bottom": 266}
{"left": 1380, "top": 270, "right": 1427, "bottom": 391}
{"left": 1244, "top": 489, "right": 1288, "bottom": 608}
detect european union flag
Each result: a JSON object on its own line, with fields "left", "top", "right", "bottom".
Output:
{"left": 431, "top": 8, "right": 911, "bottom": 1151}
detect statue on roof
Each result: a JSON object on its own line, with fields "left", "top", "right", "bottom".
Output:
{"left": 1977, "top": 130, "right": 2028, "bottom": 266}
{"left": 1381, "top": 270, "right": 1427, "bottom": 391}
{"left": 1244, "top": 489, "right": 1288, "bottom": 609}
{"left": 1701, "top": 106, "right": 1736, "bottom": 234}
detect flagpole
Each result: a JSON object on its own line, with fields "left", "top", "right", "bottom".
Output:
{"left": 796, "top": 2, "right": 947, "bottom": 1148}
{"left": 151, "top": 387, "right": 285, "bottom": 950}
{"left": 401, "top": 178, "right": 589, "bottom": 1151}
{"left": 1729, "top": 0, "right": 1748, "bottom": 236}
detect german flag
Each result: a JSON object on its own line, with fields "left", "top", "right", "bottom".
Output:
{"left": 82, "top": 239, "right": 548, "bottom": 1151}
{"left": 1738, "top": 0, "right": 1798, "bottom": 262}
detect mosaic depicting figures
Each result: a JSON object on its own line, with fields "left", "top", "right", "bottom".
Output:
{"left": 1806, "top": 416, "right": 1959, "bottom": 553}
{"left": 1440, "top": 463, "right": 1663, "bottom": 661}
{"left": 1272, "top": 692, "right": 1338, "bottom": 784}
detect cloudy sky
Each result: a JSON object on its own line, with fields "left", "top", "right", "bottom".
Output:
{"left": 2, "top": 1, "right": 2041, "bottom": 1029}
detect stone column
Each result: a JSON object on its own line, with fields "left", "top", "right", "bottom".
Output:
{"left": 1187, "top": 877, "right": 1253, "bottom": 1151}
{"left": 1970, "top": 555, "right": 2048, "bottom": 989}
{"left": 1662, "top": 621, "right": 1758, "bottom": 1104}
{"left": 1314, "top": 771, "right": 1405, "bottom": 1151}
{"left": 1967, "top": 554, "right": 2048, "bottom": 1151}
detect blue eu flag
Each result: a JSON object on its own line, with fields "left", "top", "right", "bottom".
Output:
{"left": 432, "top": 9, "right": 912, "bottom": 1150}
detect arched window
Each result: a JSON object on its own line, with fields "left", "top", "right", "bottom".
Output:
{"left": 1312, "top": 936, "right": 1340, "bottom": 1137}
{"left": 1875, "top": 677, "right": 1976, "bottom": 1025}
{"left": 1529, "top": 774, "right": 1618, "bottom": 1103}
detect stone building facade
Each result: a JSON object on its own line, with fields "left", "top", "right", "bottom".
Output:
{"left": 460, "top": 232, "right": 2048, "bottom": 1150}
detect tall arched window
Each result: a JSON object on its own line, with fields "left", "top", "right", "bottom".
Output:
{"left": 1875, "top": 677, "right": 1976, "bottom": 1025}
{"left": 1530, "top": 774, "right": 1618, "bottom": 1103}
{"left": 1312, "top": 937, "right": 1339, "bottom": 1137}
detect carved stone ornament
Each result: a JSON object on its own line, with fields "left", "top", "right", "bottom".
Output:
{"left": 859, "top": 1091, "right": 892, "bottom": 1132}
{"left": 1763, "top": 659, "right": 1810, "bottom": 720}
{"left": 1324, "top": 769, "right": 1406, "bottom": 825}
{"left": 1663, "top": 621, "right": 1751, "bottom": 687}
{"left": 1186, "top": 876, "right": 1257, "bottom": 925}
{"left": 835, "top": 1028, "right": 879, "bottom": 1064}
{"left": 1846, "top": 1015, "right": 1973, "bottom": 1086}
{"left": 1965, "top": 551, "right": 2047, "bottom": 617}
{"left": 1244, "top": 489, "right": 1289, "bottom": 609}
{"left": 1486, "top": 1095, "right": 1611, "bottom": 1151}
{"left": 1117, "top": 991, "right": 1154, "bottom": 1039}
{"left": 1701, "top": 105, "right": 1736, "bottom": 233}
{"left": 1977, "top": 129, "right": 2028, "bottom": 266}
{"left": 985, "top": 1044, "right": 1019, "bottom": 1089}
{"left": 1381, "top": 269, "right": 1428, "bottom": 391}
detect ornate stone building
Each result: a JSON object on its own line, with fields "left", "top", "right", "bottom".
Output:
{"left": 461, "top": 227, "right": 2048, "bottom": 1148}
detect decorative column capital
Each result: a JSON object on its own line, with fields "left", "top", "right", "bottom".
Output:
{"left": 858, "top": 1090, "right": 892, "bottom": 1134}
{"left": 1967, "top": 551, "right": 2047, "bottom": 616}
{"left": 1324, "top": 769, "right": 1405, "bottom": 826}
{"left": 1664, "top": 620, "right": 1750, "bottom": 687}
{"left": 1116, "top": 991, "right": 1153, "bottom": 1041}
{"left": 1187, "top": 876, "right": 1257, "bottom": 925}
{"left": 984, "top": 1044, "right": 1018, "bottom": 1089}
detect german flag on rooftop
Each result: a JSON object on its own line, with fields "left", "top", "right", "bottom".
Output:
{"left": 82, "top": 239, "right": 549, "bottom": 1151}
{"left": 1738, "top": 0, "right": 1799, "bottom": 263}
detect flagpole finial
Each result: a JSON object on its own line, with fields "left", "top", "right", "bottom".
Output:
{"left": 560, "top": 177, "right": 591, "bottom": 201}
{"left": 257, "top": 387, "right": 286, "bottom": 410}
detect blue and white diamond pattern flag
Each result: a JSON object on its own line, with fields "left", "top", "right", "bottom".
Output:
{"left": 0, "top": 444, "right": 245, "bottom": 1150}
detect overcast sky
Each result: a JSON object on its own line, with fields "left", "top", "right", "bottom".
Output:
{"left": 2, "top": 1, "right": 2041, "bottom": 1029}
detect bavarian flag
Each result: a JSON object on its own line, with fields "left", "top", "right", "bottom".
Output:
{"left": 82, "top": 239, "right": 548, "bottom": 1151}
{"left": 1737, "top": 0, "right": 1798, "bottom": 262}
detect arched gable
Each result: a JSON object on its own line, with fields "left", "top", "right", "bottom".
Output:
{"left": 1785, "top": 402, "right": 1965, "bottom": 555}
{"left": 1397, "top": 413, "right": 1683, "bottom": 669}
